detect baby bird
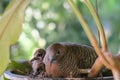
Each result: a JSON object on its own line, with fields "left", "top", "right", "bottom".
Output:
{"left": 30, "top": 48, "right": 46, "bottom": 76}
{"left": 43, "top": 42, "right": 97, "bottom": 78}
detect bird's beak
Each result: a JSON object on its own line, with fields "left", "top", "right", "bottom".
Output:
{"left": 50, "top": 57, "right": 56, "bottom": 64}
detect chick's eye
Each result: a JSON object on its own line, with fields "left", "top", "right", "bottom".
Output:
{"left": 37, "top": 53, "right": 42, "bottom": 57}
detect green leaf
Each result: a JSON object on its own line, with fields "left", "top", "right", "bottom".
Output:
{"left": 3, "top": 75, "right": 9, "bottom": 80}
{"left": 7, "top": 60, "right": 31, "bottom": 75}
{"left": 0, "top": 0, "right": 30, "bottom": 75}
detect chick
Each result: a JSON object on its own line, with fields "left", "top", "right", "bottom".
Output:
{"left": 30, "top": 49, "right": 46, "bottom": 76}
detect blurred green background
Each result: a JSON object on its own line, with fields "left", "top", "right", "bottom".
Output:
{"left": 0, "top": 0, "right": 120, "bottom": 60}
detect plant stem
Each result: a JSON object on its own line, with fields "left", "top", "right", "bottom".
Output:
{"left": 113, "top": 70, "right": 120, "bottom": 80}
{"left": 83, "top": 0, "right": 108, "bottom": 51}
{"left": 88, "top": 57, "right": 104, "bottom": 77}
{"left": 67, "top": 0, "right": 110, "bottom": 68}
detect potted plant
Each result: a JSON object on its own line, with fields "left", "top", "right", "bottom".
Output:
{"left": 0, "top": 0, "right": 119, "bottom": 80}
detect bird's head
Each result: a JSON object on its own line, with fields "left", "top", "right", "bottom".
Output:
{"left": 46, "top": 43, "right": 66, "bottom": 64}
{"left": 34, "top": 48, "right": 46, "bottom": 59}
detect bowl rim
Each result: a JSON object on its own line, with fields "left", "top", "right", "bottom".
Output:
{"left": 4, "top": 70, "right": 114, "bottom": 80}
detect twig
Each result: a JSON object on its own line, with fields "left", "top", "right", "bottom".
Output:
{"left": 79, "top": 69, "right": 91, "bottom": 74}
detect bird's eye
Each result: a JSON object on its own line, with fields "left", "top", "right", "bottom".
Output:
{"left": 56, "top": 50, "right": 60, "bottom": 55}
{"left": 37, "top": 53, "right": 42, "bottom": 57}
